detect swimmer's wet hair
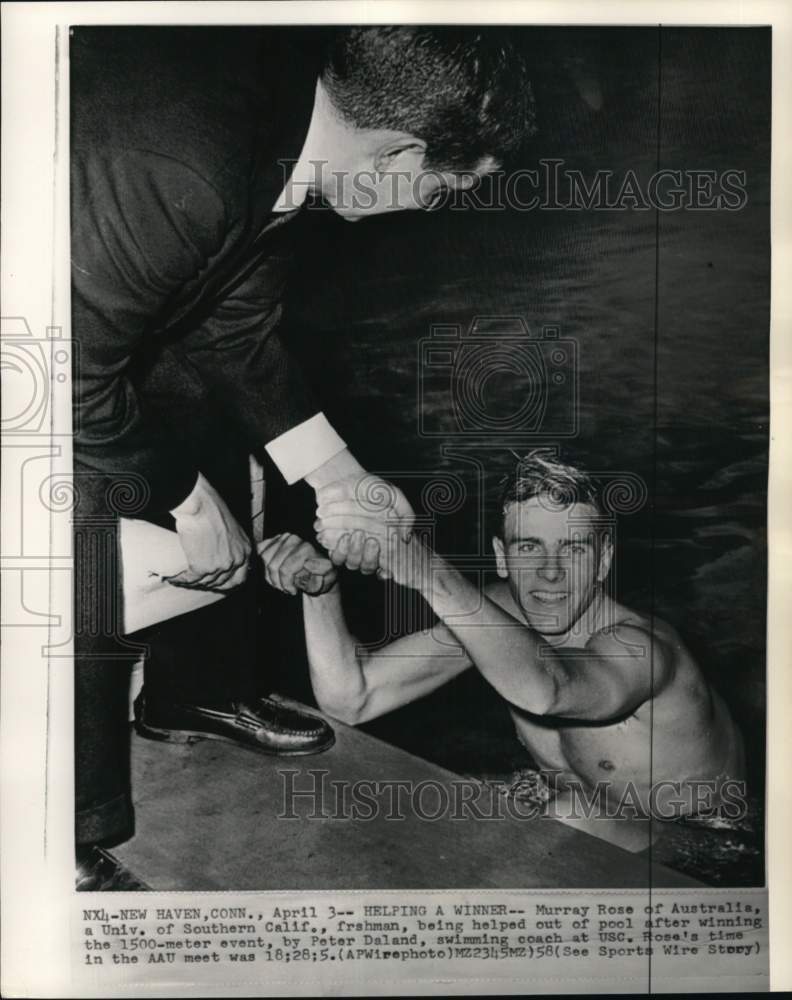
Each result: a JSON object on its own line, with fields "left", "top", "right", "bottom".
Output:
{"left": 497, "top": 449, "right": 605, "bottom": 529}
{"left": 321, "top": 27, "right": 537, "bottom": 173}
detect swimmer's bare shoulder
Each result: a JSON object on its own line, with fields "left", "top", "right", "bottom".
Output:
{"left": 575, "top": 607, "right": 746, "bottom": 791}
{"left": 593, "top": 605, "right": 714, "bottom": 718}
{"left": 484, "top": 582, "right": 744, "bottom": 791}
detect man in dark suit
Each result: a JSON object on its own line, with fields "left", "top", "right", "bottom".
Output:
{"left": 71, "top": 26, "right": 536, "bottom": 848}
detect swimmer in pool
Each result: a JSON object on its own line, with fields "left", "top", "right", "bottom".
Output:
{"left": 259, "top": 451, "right": 745, "bottom": 852}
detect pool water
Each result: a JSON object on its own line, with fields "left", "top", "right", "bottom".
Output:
{"left": 268, "top": 26, "right": 769, "bottom": 886}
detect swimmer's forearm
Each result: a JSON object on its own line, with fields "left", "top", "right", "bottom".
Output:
{"left": 418, "top": 560, "right": 559, "bottom": 715}
{"left": 302, "top": 588, "right": 369, "bottom": 724}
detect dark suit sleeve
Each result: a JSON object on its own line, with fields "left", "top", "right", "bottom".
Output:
{"left": 178, "top": 245, "right": 319, "bottom": 459}
{"left": 71, "top": 149, "right": 227, "bottom": 511}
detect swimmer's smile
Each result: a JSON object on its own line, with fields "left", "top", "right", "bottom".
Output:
{"left": 530, "top": 590, "right": 569, "bottom": 604}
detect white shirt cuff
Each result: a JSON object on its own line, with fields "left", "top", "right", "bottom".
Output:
{"left": 265, "top": 413, "right": 347, "bottom": 485}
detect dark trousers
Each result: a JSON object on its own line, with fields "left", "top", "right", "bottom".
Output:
{"left": 74, "top": 342, "right": 260, "bottom": 846}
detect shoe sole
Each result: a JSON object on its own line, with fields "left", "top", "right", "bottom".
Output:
{"left": 135, "top": 719, "right": 335, "bottom": 756}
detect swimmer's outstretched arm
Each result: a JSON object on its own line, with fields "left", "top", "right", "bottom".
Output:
{"left": 258, "top": 534, "right": 471, "bottom": 725}
{"left": 371, "top": 533, "right": 675, "bottom": 722}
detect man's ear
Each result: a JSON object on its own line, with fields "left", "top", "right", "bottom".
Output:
{"left": 373, "top": 138, "right": 427, "bottom": 174}
{"left": 447, "top": 156, "right": 500, "bottom": 189}
{"left": 596, "top": 533, "right": 614, "bottom": 582}
{"left": 492, "top": 536, "right": 509, "bottom": 579}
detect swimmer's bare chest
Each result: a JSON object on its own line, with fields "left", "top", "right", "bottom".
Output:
{"left": 493, "top": 593, "right": 661, "bottom": 790}
{"left": 508, "top": 704, "right": 653, "bottom": 792}
{"left": 485, "top": 584, "right": 740, "bottom": 801}
{"left": 506, "top": 618, "right": 721, "bottom": 798}
{"left": 508, "top": 659, "right": 738, "bottom": 808}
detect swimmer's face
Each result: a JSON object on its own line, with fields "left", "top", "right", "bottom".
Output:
{"left": 492, "top": 498, "right": 613, "bottom": 637}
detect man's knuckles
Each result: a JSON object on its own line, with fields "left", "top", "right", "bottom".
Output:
{"left": 304, "top": 556, "right": 331, "bottom": 572}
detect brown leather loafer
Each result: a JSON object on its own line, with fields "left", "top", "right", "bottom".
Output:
{"left": 134, "top": 693, "right": 335, "bottom": 756}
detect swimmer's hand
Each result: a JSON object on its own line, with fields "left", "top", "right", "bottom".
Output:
{"left": 257, "top": 534, "right": 338, "bottom": 596}
{"left": 313, "top": 472, "right": 414, "bottom": 579}
{"left": 319, "top": 529, "right": 384, "bottom": 577}
{"left": 313, "top": 526, "right": 431, "bottom": 592}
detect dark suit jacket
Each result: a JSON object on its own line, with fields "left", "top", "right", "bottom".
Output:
{"left": 71, "top": 27, "right": 323, "bottom": 510}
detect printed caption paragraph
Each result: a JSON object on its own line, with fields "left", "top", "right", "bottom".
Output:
{"left": 75, "top": 890, "right": 769, "bottom": 992}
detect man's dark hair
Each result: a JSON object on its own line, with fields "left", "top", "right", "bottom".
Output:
{"left": 497, "top": 449, "right": 606, "bottom": 536}
{"left": 321, "top": 27, "right": 537, "bottom": 172}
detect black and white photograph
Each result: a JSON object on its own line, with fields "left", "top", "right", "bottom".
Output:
{"left": 2, "top": 4, "right": 790, "bottom": 996}
{"left": 70, "top": 20, "right": 768, "bottom": 892}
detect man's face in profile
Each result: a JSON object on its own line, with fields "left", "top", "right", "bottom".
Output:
{"left": 321, "top": 149, "right": 495, "bottom": 220}
{"left": 493, "top": 498, "right": 613, "bottom": 637}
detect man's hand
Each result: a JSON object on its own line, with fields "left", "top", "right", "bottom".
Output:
{"left": 314, "top": 472, "right": 414, "bottom": 576}
{"left": 258, "top": 533, "right": 338, "bottom": 596}
{"left": 166, "top": 472, "right": 251, "bottom": 591}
